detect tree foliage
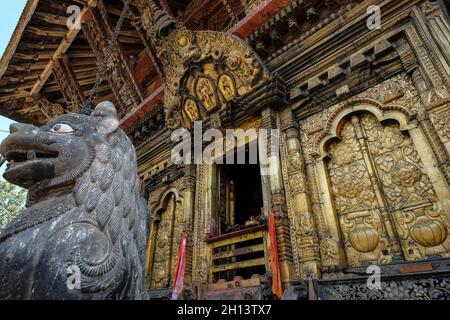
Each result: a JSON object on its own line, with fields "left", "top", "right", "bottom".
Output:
{"left": 0, "top": 179, "right": 26, "bottom": 228}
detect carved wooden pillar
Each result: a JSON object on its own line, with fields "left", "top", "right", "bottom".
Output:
{"left": 409, "top": 6, "right": 450, "bottom": 87}
{"left": 82, "top": 6, "right": 142, "bottom": 116}
{"left": 351, "top": 115, "right": 403, "bottom": 257}
{"left": 133, "top": 0, "right": 167, "bottom": 79}
{"left": 261, "top": 107, "right": 295, "bottom": 285}
{"left": 280, "top": 109, "right": 321, "bottom": 279}
{"left": 182, "top": 164, "right": 197, "bottom": 286}
{"left": 146, "top": 212, "right": 160, "bottom": 288}
{"left": 52, "top": 55, "right": 85, "bottom": 112}
{"left": 130, "top": 13, "right": 164, "bottom": 80}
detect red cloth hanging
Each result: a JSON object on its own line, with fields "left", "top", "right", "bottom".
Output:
{"left": 268, "top": 213, "right": 283, "bottom": 299}
{"left": 171, "top": 234, "right": 189, "bottom": 300}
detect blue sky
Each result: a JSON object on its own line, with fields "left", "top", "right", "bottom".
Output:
{"left": 0, "top": 0, "right": 28, "bottom": 175}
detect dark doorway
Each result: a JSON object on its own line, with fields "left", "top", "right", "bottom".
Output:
{"left": 209, "top": 148, "right": 267, "bottom": 283}
{"left": 217, "top": 162, "right": 264, "bottom": 234}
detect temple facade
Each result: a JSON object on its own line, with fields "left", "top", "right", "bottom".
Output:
{"left": 1, "top": 0, "right": 450, "bottom": 300}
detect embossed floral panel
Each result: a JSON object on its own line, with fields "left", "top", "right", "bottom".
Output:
{"left": 361, "top": 113, "right": 450, "bottom": 260}
{"left": 327, "top": 115, "right": 393, "bottom": 267}
{"left": 150, "top": 194, "right": 184, "bottom": 289}
{"left": 326, "top": 112, "right": 450, "bottom": 267}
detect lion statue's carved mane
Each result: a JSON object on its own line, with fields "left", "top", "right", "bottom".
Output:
{"left": 0, "top": 102, "right": 150, "bottom": 300}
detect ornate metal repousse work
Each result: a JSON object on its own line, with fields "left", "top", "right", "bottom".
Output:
{"left": 326, "top": 113, "right": 449, "bottom": 266}
{"left": 150, "top": 193, "right": 184, "bottom": 289}
{"left": 136, "top": 1, "right": 269, "bottom": 129}
{"left": 327, "top": 114, "right": 392, "bottom": 266}
{"left": 299, "top": 74, "right": 450, "bottom": 270}
{"left": 318, "top": 275, "right": 450, "bottom": 300}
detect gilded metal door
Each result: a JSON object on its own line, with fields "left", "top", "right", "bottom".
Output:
{"left": 149, "top": 194, "right": 184, "bottom": 288}
{"left": 326, "top": 113, "right": 449, "bottom": 267}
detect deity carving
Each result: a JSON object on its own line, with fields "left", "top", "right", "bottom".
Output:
{"left": 196, "top": 77, "right": 217, "bottom": 112}
{"left": 149, "top": 193, "right": 184, "bottom": 289}
{"left": 218, "top": 74, "right": 236, "bottom": 102}
{"left": 184, "top": 98, "right": 200, "bottom": 121}
{"left": 431, "top": 107, "right": 450, "bottom": 141}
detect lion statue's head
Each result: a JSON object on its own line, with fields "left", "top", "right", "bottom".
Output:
{"left": 0, "top": 102, "right": 149, "bottom": 300}
{"left": 2, "top": 102, "right": 122, "bottom": 203}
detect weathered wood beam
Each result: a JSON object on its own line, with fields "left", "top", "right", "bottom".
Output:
{"left": 0, "top": 83, "right": 34, "bottom": 93}
{"left": 33, "top": 11, "right": 68, "bottom": 26}
{"left": 8, "top": 61, "right": 48, "bottom": 72}
{"left": 53, "top": 55, "right": 86, "bottom": 112}
{"left": 29, "top": 0, "right": 98, "bottom": 97}
{"left": 115, "top": 35, "right": 143, "bottom": 44}
{"left": 27, "top": 26, "right": 67, "bottom": 38}
{"left": 18, "top": 42, "right": 60, "bottom": 50}
{"left": 14, "top": 51, "right": 55, "bottom": 61}
{"left": 0, "top": 73, "right": 40, "bottom": 85}
{"left": 63, "top": 51, "right": 96, "bottom": 59}
{"left": 72, "top": 66, "right": 99, "bottom": 75}
{"left": 160, "top": 0, "right": 175, "bottom": 17}
{"left": 65, "top": 59, "right": 97, "bottom": 68}
{"left": 27, "top": 94, "right": 65, "bottom": 121}
{"left": 0, "top": 92, "right": 29, "bottom": 103}
{"left": 0, "top": 0, "right": 39, "bottom": 78}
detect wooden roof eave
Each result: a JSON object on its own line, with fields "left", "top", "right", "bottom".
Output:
{"left": 0, "top": 0, "right": 40, "bottom": 79}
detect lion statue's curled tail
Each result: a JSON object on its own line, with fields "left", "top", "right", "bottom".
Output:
{"left": 0, "top": 101, "right": 150, "bottom": 300}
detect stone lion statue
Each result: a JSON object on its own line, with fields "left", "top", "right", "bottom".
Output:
{"left": 0, "top": 102, "right": 150, "bottom": 300}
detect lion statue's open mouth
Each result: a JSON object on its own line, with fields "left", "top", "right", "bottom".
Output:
{"left": 0, "top": 109, "right": 96, "bottom": 197}
{"left": 3, "top": 137, "right": 59, "bottom": 189}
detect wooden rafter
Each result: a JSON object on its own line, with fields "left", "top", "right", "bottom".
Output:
{"left": 0, "top": 0, "right": 39, "bottom": 78}
{"left": 160, "top": 0, "right": 174, "bottom": 17}
{"left": 29, "top": 0, "right": 98, "bottom": 96}
{"left": 53, "top": 54, "right": 86, "bottom": 112}
{"left": 81, "top": 2, "right": 142, "bottom": 113}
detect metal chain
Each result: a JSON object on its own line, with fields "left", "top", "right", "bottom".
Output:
{"left": 80, "top": 0, "right": 133, "bottom": 114}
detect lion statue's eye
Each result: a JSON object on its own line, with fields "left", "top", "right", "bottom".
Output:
{"left": 50, "top": 124, "right": 75, "bottom": 134}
